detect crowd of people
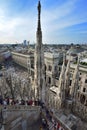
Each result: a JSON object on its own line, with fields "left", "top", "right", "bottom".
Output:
{"left": 40, "top": 104, "right": 65, "bottom": 130}
{"left": 0, "top": 96, "right": 43, "bottom": 106}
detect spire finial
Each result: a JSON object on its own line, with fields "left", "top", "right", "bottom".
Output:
{"left": 37, "top": 0, "right": 41, "bottom": 31}
{"left": 38, "top": 1, "right": 41, "bottom": 14}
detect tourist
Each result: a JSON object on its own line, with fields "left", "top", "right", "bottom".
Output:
{"left": 3, "top": 99, "right": 7, "bottom": 106}
{"left": 54, "top": 121, "right": 57, "bottom": 130}
{"left": 46, "top": 123, "right": 49, "bottom": 130}
{"left": 42, "top": 118, "right": 47, "bottom": 128}
{"left": 0, "top": 96, "right": 3, "bottom": 105}
{"left": 40, "top": 126, "right": 42, "bottom": 130}
{"left": 57, "top": 123, "right": 60, "bottom": 130}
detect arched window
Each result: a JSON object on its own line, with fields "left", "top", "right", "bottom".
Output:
{"left": 48, "top": 77, "right": 51, "bottom": 84}
{"left": 80, "top": 95, "right": 85, "bottom": 104}
{"left": 48, "top": 65, "right": 52, "bottom": 71}
{"left": 79, "top": 77, "right": 81, "bottom": 81}
{"left": 45, "top": 64, "right": 46, "bottom": 71}
{"left": 83, "top": 88, "right": 86, "bottom": 92}
{"left": 70, "top": 80, "right": 72, "bottom": 86}
{"left": 85, "top": 79, "right": 87, "bottom": 83}
{"left": 80, "top": 73, "right": 82, "bottom": 75}
{"left": 55, "top": 66, "right": 57, "bottom": 71}
{"left": 85, "top": 100, "right": 87, "bottom": 106}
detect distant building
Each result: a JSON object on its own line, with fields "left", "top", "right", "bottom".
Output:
{"left": 23, "top": 40, "right": 27, "bottom": 46}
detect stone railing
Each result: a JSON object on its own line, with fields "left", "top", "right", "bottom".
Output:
{"left": 0, "top": 105, "right": 40, "bottom": 111}
{"left": 3, "top": 105, "right": 40, "bottom": 111}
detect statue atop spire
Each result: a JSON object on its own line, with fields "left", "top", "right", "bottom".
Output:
{"left": 37, "top": 0, "right": 41, "bottom": 31}
{"left": 38, "top": 1, "right": 41, "bottom": 15}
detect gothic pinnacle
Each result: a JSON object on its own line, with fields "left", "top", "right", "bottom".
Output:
{"left": 37, "top": 0, "right": 41, "bottom": 31}
{"left": 38, "top": 1, "right": 41, "bottom": 14}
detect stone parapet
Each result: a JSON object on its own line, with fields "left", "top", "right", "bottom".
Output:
{"left": 1, "top": 105, "right": 41, "bottom": 130}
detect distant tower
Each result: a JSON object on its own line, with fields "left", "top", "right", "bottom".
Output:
{"left": 23, "top": 40, "right": 27, "bottom": 46}
{"left": 34, "top": 1, "right": 45, "bottom": 102}
{"left": 28, "top": 41, "right": 30, "bottom": 52}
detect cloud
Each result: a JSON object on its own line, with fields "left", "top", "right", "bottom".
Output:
{"left": 0, "top": 5, "right": 37, "bottom": 43}
{"left": 0, "top": 0, "right": 87, "bottom": 44}
{"left": 42, "top": 0, "right": 87, "bottom": 31}
{"left": 41, "top": 0, "right": 87, "bottom": 44}
{"left": 79, "top": 31, "right": 87, "bottom": 34}
{"left": 43, "top": 0, "right": 77, "bottom": 21}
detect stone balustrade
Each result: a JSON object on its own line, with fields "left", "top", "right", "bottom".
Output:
{"left": 2, "top": 105, "right": 40, "bottom": 110}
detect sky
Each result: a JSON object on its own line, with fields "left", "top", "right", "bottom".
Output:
{"left": 0, "top": 0, "right": 87, "bottom": 44}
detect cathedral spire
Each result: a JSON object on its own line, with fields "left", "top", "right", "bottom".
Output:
{"left": 70, "top": 55, "right": 80, "bottom": 99}
{"left": 36, "top": 0, "right": 42, "bottom": 46}
{"left": 37, "top": 0, "right": 41, "bottom": 31}
{"left": 60, "top": 53, "right": 66, "bottom": 79}
{"left": 34, "top": 1, "right": 45, "bottom": 102}
{"left": 58, "top": 53, "right": 66, "bottom": 107}
{"left": 65, "top": 53, "right": 71, "bottom": 98}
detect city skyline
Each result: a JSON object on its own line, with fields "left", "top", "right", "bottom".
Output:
{"left": 0, "top": 0, "right": 87, "bottom": 44}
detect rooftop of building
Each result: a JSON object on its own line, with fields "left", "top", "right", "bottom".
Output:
{"left": 67, "top": 45, "right": 85, "bottom": 55}
{"left": 44, "top": 52, "right": 63, "bottom": 59}
{"left": 54, "top": 111, "right": 87, "bottom": 130}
